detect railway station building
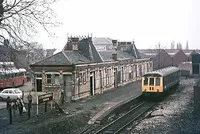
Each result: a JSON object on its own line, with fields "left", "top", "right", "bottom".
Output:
{"left": 30, "top": 36, "right": 152, "bottom": 103}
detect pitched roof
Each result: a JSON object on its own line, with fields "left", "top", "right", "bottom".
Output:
{"left": 63, "top": 51, "right": 91, "bottom": 64}
{"left": 92, "top": 37, "right": 112, "bottom": 45}
{"left": 167, "top": 49, "right": 187, "bottom": 57}
{"left": 31, "top": 50, "right": 93, "bottom": 66}
{"left": 92, "top": 37, "right": 113, "bottom": 51}
{"left": 31, "top": 37, "right": 141, "bottom": 66}
{"left": 31, "top": 51, "right": 71, "bottom": 66}
{"left": 78, "top": 38, "right": 102, "bottom": 62}
{"left": 98, "top": 51, "right": 135, "bottom": 62}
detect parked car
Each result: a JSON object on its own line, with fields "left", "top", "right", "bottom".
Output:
{"left": 0, "top": 88, "right": 23, "bottom": 101}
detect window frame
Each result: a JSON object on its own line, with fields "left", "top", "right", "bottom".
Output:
{"left": 144, "top": 77, "right": 148, "bottom": 85}
{"left": 46, "top": 74, "right": 52, "bottom": 84}
{"left": 149, "top": 77, "right": 154, "bottom": 86}
{"left": 155, "top": 77, "right": 160, "bottom": 86}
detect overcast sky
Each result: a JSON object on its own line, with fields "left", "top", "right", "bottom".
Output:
{"left": 34, "top": 0, "right": 200, "bottom": 51}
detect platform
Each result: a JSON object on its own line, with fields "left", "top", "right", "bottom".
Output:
{"left": 62, "top": 80, "right": 142, "bottom": 124}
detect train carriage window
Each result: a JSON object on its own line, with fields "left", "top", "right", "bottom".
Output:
{"left": 144, "top": 77, "right": 148, "bottom": 85}
{"left": 150, "top": 78, "right": 154, "bottom": 86}
{"left": 156, "top": 77, "right": 160, "bottom": 86}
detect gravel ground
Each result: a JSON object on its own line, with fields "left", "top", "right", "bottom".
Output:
{"left": 127, "top": 77, "right": 200, "bottom": 134}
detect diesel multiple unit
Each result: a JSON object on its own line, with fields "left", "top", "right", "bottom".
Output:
{"left": 142, "top": 66, "right": 180, "bottom": 96}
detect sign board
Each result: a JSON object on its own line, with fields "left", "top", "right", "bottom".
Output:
{"left": 38, "top": 93, "right": 53, "bottom": 104}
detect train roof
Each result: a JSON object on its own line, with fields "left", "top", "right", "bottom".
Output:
{"left": 143, "top": 66, "right": 180, "bottom": 77}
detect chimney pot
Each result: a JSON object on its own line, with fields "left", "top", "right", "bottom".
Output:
{"left": 71, "top": 37, "right": 79, "bottom": 42}
{"left": 112, "top": 40, "right": 117, "bottom": 45}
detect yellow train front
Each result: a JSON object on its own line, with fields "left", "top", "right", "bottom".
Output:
{"left": 142, "top": 66, "right": 180, "bottom": 98}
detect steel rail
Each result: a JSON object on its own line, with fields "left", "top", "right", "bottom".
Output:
{"left": 93, "top": 101, "right": 156, "bottom": 134}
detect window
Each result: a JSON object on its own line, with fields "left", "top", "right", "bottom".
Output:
{"left": 82, "top": 72, "right": 86, "bottom": 83}
{"left": 54, "top": 74, "right": 59, "bottom": 84}
{"left": 46, "top": 74, "right": 60, "bottom": 85}
{"left": 107, "top": 69, "right": 111, "bottom": 85}
{"left": 46, "top": 74, "right": 52, "bottom": 84}
{"left": 150, "top": 78, "right": 154, "bottom": 86}
{"left": 3, "top": 90, "right": 8, "bottom": 93}
{"left": 79, "top": 73, "right": 82, "bottom": 84}
{"left": 156, "top": 78, "right": 160, "bottom": 86}
{"left": 9, "top": 90, "right": 13, "bottom": 94}
{"left": 144, "top": 77, "right": 148, "bottom": 85}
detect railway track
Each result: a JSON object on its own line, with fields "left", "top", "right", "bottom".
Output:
{"left": 91, "top": 101, "right": 156, "bottom": 134}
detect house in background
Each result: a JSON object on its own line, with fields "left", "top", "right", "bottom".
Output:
{"left": 182, "top": 49, "right": 196, "bottom": 61}
{"left": 139, "top": 49, "right": 172, "bottom": 70}
{"left": 151, "top": 49, "right": 172, "bottom": 70}
{"left": 165, "top": 49, "right": 188, "bottom": 67}
{"left": 30, "top": 36, "right": 152, "bottom": 104}
{"left": 139, "top": 48, "right": 197, "bottom": 71}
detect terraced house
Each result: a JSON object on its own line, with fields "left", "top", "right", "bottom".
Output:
{"left": 30, "top": 36, "right": 152, "bottom": 103}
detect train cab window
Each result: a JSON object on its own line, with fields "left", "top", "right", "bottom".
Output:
{"left": 144, "top": 77, "right": 148, "bottom": 85}
{"left": 156, "top": 78, "right": 160, "bottom": 86}
{"left": 149, "top": 78, "right": 154, "bottom": 86}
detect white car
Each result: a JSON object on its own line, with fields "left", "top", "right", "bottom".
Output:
{"left": 0, "top": 88, "right": 23, "bottom": 101}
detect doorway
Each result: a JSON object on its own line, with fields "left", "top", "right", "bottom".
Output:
{"left": 114, "top": 68, "right": 118, "bottom": 87}
{"left": 99, "top": 70, "right": 102, "bottom": 90}
{"left": 90, "top": 72, "right": 94, "bottom": 95}
{"left": 63, "top": 75, "right": 72, "bottom": 102}
{"left": 36, "top": 78, "right": 42, "bottom": 92}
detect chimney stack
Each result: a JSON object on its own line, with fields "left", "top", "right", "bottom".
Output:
{"left": 120, "top": 42, "right": 126, "bottom": 51}
{"left": 71, "top": 37, "right": 79, "bottom": 50}
{"left": 112, "top": 53, "right": 117, "bottom": 61}
{"left": 112, "top": 40, "right": 118, "bottom": 61}
{"left": 112, "top": 40, "right": 117, "bottom": 47}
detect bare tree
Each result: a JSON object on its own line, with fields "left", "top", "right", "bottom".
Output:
{"left": 171, "top": 41, "right": 175, "bottom": 49}
{"left": 0, "top": 0, "right": 58, "bottom": 47}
